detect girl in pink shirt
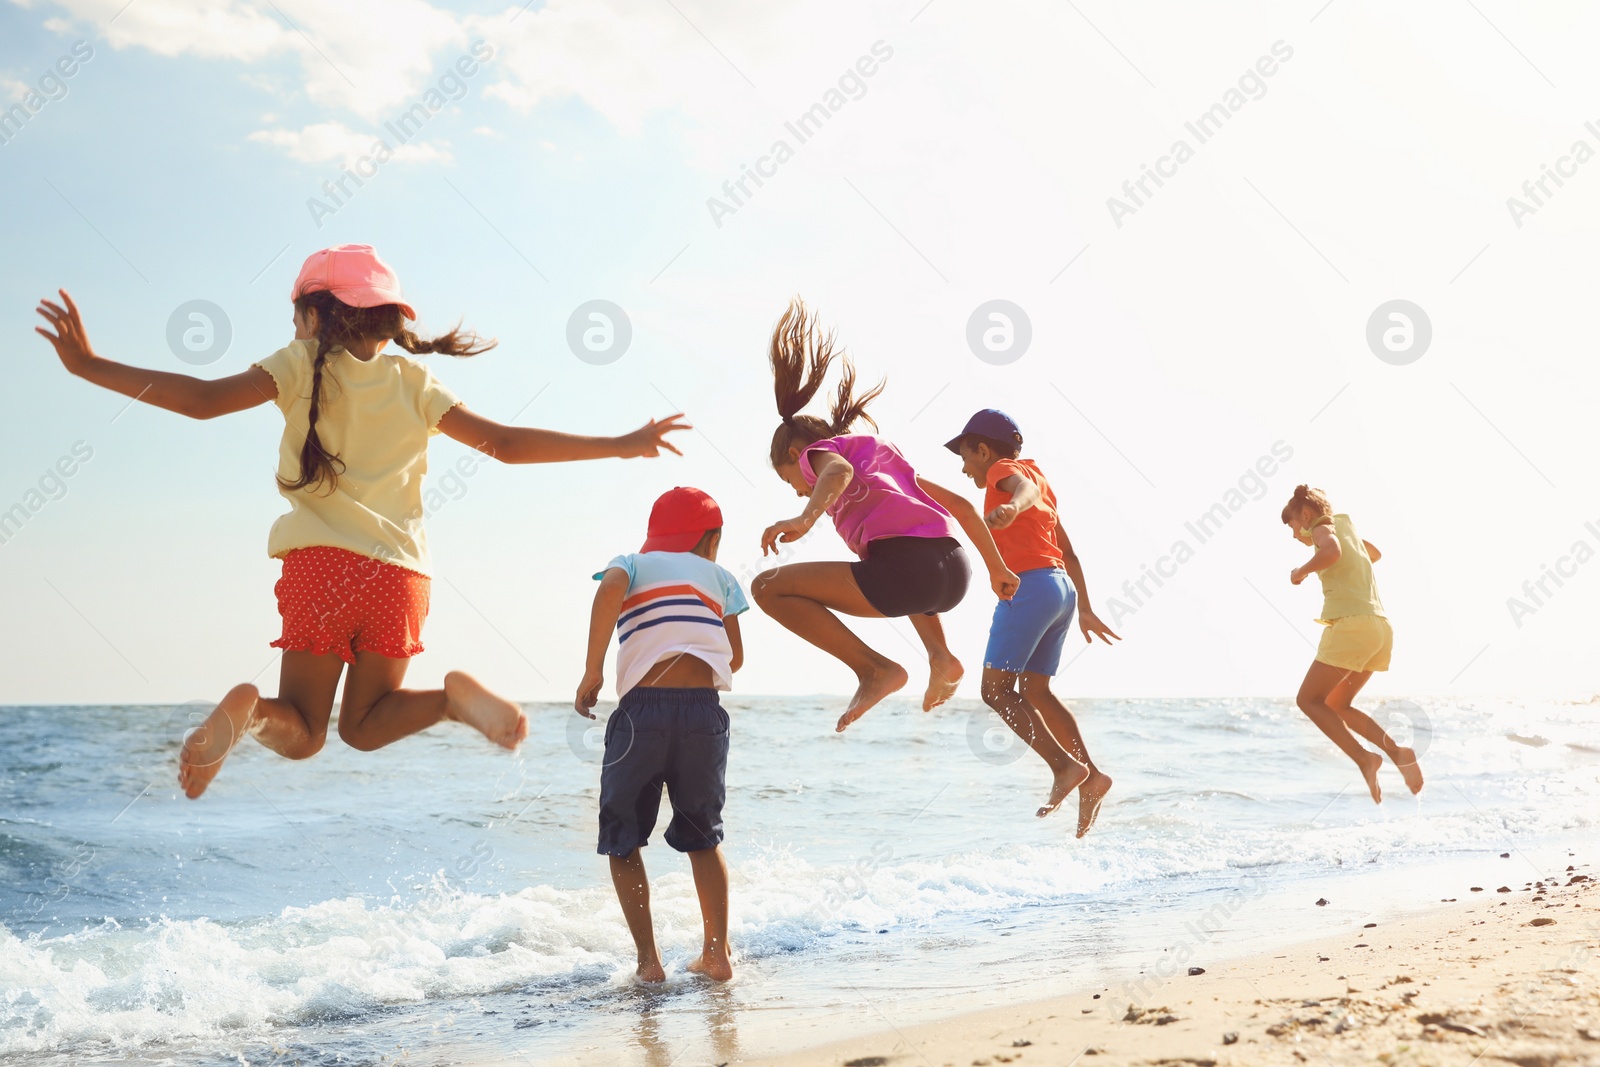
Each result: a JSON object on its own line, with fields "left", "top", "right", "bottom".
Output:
{"left": 755, "top": 299, "right": 1019, "bottom": 732}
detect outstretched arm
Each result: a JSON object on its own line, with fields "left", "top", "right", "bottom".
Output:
{"left": 916, "top": 476, "right": 1019, "bottom": 600}
{"left": 576, "top": 569, "right": 629, "bottom": 717}
{"left": 36, "top": 290, "right": 276, "bottom": 419}
{"left": 439, "top": 405, "right": 690, "bottom": 463}
{"left": 1057, "top": 519, "right": 1119, "bottom": 644}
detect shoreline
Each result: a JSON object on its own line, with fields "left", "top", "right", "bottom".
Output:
{"left": 749, "top": 855, "right": 1599, "bottom": 1067}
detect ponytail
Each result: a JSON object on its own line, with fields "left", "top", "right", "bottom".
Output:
{"left": 280, "top": 291, "right": 495, "bottom": 494}
{"left": 276, "top": 335, "right": 346, "bottom": 495}
{"left": 1280, "top": 483, "right": 1332, "bottom": 524}
{"left": 766, "top": 297, "right": 885, "bottom": 468}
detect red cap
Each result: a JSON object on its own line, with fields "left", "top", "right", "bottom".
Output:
{"left": 641, "top": 487, "right": 723, "bottom": 553}
{"left": 291, "top": 244, "right": 416, "bottom": 321}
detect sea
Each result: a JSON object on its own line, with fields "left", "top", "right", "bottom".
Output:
{"left": 2, "top": 694, "right": 1596, "bottom": 1065}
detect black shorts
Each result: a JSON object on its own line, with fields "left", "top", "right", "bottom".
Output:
{"left": 851, "top": 536, "right": 971, "bottom": 617}
{"left": 596, "top": 687, "right": 729, "bottom": 857}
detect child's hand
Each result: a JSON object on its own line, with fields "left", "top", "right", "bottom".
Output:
{"left": 35, "top": 290, "right": 97, "bottom": 374}
{"left": 991, "top": 566, "right": 1020, "bottom": 600}
{"left": 1079, "top": 607, "right": 1121, "bottom": 645}
{"left": 1289, "top": 567, "right": 1306, "bottom": 586}
{"left": 575, "top": 668, "right": 604, "bottom": 718}
{"left": 761, "top": 515, "right": 812, "bottom": 555}
{"left": 984, "top": 503, "right": 1020, "bottom": 530}
{"left": 615, "top": 414, "right": 691, "bottom": 458}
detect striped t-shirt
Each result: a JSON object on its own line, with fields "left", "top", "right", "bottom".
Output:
{"left": 595, "top": 551, "right": 749, "bottom": 697}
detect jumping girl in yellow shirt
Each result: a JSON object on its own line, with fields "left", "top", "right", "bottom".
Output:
{"left": 1282, "top": 484, "right": 1424, "bottom": 803}
{"left": 35, "top": 245, "right": 687, "bottom": 798}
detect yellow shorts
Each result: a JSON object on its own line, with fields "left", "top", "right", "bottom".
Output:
{"left": 1315, "top": 614, "right": 1393, "bottom": 673}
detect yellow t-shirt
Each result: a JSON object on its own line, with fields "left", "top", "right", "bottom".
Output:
{"left": 1311, "top": 513, "right": 1385, "bottom": 622}
{"left": 254, "top": 339, "right": 462, "bottom": 576}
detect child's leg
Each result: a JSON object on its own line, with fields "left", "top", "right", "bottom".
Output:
{"left": 608, "top": 849, "right": 665, "bottom": 982}
{"left": 685, "top": 846, "right": 733, "bottom": 981}
{"left": 178, "top": 649, "right": 344, "bottom": 799}
{"left": 1020, "top": 672, "right": 1113, "bottom": 838}
{"left": 1297, "top": 660, "right": 1386, "bottom": 803}
{"left": 980, "top": 667, "right": 1088, "bottom": 817}
{"left": 336, "top": 652, "right": 527, "bottom": 751}
{"left": 907, "top": 613, "right": 964, "bottom": 712}
{"left": 1326, "top": 672, "right": 1423, "bottom": 795}
{"left": 752, "top": 562, "right": 907, "bottom": 731}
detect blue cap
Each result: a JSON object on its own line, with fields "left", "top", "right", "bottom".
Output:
{"left": 944, "top": 408, "right": 1022, "bottom": 453}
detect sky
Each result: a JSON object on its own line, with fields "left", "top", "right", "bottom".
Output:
{"left": 1, "top": 0, "right": 1597, "bottom": 706}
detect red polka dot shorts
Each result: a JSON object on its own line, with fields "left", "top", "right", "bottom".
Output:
{"left": 271, "top": 546, "right": 430, "bottom": 664}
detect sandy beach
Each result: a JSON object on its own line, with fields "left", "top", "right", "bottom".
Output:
{"left": 753, "top": 856, "right": 1600, "bottom": 1067}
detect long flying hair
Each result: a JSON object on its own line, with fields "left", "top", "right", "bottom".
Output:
{"left": 281, "top": 291, "right": 496, "bottom": 495}
{"left": 766, "top": 297, "right": 886, "bottom": 468}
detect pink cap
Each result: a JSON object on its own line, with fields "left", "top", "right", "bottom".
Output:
{"left": 291, "top": 244, "right": 416, "bottom": 321}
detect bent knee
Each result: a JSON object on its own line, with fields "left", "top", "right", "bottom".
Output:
{"left": 283, "top": 730, "right": 327, "bottom": 760}
{"left": 336, "top": 712, "right": 382, "bottom": 752}
{"left": 751, "top": 569, "right": 784, "bottom": 607}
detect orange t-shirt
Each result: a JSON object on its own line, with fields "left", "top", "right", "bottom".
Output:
{"left": 984, "top": 458, "right": 1065, "bottom": 573}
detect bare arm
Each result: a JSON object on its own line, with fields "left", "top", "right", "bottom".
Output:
{"left": 725, "top": 614, "right": 744, "bottom": 673}
{"left": 917, "top": 476, "right": 1019, "bottom": 599}
{"left": 575, "top": 569, "right": 629, "bottom": 716}
{"left": 761, "top": 450, "right": 853, "bottom": 554}
{"left": 36, "top": 290, "right": 276, "bottom": 419}
{"left": 1057, "top": 519, "right": 1119, "bottom": 644}
{"left": 1363, "top": 539, "right": 1382, "bottom": 563}
{"left": 1291, "top": 524, "right": 1342, "bottom": 584}
{"left": 985, "top": 473, "right": 1041, "bottom": 529}
{"left": 440, "top": 404, "right": 689, "bottom": 464}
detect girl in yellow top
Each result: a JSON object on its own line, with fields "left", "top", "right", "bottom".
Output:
{"left": 35, "top": 245, "right": 688, "bottom": 799}
{"left": 1282, "top": 484, "right": 1423, "bottom": 803}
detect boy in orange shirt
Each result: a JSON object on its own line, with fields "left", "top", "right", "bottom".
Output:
{"left": 946, "top": 410, "right": 1121, "bottom": 837}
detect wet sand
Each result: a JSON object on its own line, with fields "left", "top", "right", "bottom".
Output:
{"left": 752, "top": 857, "right": 1600, "bottom": 1067}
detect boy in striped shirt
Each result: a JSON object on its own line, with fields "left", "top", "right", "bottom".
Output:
{"left": 576, "top": 487, "right": 748, "bottom": 982}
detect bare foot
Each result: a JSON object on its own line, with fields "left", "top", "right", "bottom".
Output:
{"left": 1392, "top": 746, "right": 1424, "bottom": 795}
{"left": 635, "top": 958, "right": 666, "bottom": 983}
{"left": 178, "top": 684, "right": 258, "bottom": 800}
{"left": 687, "top": 950, "right": 734, "bottom": 982}
{"left": 922, "top": 652, "right": 964, "bottom": 712}
{"left": 1356, "top": 748, "right": 1384, "bottom": 804}
{"left": 444, "top": 671, "right": 527, "bottom": 749}
{"left": 836, "top": 660, "right": 909, "bottom": 732}
{"left": 1075, "top": 771, "right": 1113, "bottom": 838}
{"left": 1037, "top": 761, "right": 1090, "bottom": 818}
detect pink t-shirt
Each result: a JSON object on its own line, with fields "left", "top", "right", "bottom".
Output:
{"left": 799, "top": 434, "right": 961, "bottom": 557}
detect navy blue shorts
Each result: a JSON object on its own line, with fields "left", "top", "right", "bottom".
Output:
{"left": 597, "top": 687, "right": 729, "bottom": 857}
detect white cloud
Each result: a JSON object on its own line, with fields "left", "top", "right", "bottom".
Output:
{"left": 19, "top": 0, "right": 465, "bottom": 119}
{"left": 1, "top": 77, "right": 28, "bottom": 103}
{"left": 247, "top": 120, "right": 451, "bottom": 165}
{"left": 472, "top": 125, "right": 502, "bottom": 138}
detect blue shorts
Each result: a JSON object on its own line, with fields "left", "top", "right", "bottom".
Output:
{"left": 597, "top": 687, "right": 729, "bottom": 857}
{"left": 983, "top": 568, "right": 1077, "bottom": 676}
